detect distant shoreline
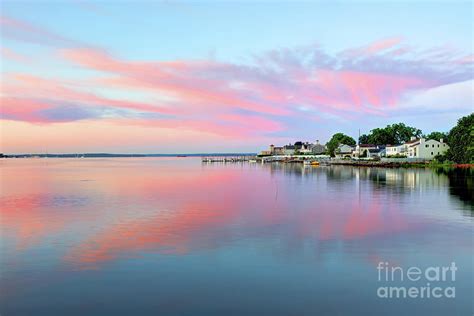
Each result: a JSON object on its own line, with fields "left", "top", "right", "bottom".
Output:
{"left": 0, "top": 153, "right": 257, "bottom": 158}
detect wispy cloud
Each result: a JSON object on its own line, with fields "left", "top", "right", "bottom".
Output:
{"left": 1, "top": 15, "right": 472, "bottom": 142}
{"left": 1, "top": 47, "right": 30, "bottom": 63}
{"left": 58, "top": 40, "right": 471, "bottom": 121}
{"left": 341, "top": 36, "right": 404, "bottom": 57}
{"left": 0, "top": 15, "right": 82, "bottom": 47}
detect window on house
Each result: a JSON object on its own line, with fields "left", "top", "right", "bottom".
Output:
{"left": 431, "top": 152, "right": 433, "bottom": 155}
{"left": 432, "top": 144, "right": 435, "bottom": 148}
{"left": 438, "top": 144, "right": 439, "bottom": 147}
{"left": 425, "top": 145, "right": 429, "bottom": 148}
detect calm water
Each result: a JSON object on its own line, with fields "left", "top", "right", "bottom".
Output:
{"left": 1, "top": 158, "right": 472, "bottom": 315}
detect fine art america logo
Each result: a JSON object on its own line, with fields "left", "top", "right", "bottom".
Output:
{"left": 377, "top": 262, "right": 457, "bottom": 299}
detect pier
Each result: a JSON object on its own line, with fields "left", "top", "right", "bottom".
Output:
{"left": 202, "top": 156, "right": 255, "bottom": 163}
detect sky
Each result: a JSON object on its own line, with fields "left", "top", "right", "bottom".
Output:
{"left": 0, "top": 1, "right": 473, "bottom": 154}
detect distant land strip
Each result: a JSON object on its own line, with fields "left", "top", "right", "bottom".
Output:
{"left": 0, "top": 153, "right": 257, "bottom": 158}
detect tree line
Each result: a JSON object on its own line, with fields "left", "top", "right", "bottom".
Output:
{"left": 325, "top": 113, "right": 473, "bottom": 163}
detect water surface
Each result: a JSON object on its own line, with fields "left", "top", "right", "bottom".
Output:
{"left": 1, "top": 158, "right": 472, "bottom": 315}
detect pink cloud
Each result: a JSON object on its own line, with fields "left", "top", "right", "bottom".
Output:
{"left": 1, "top": 72, "right": 285, "bottom": 138}
{"left": 2, "top": 74, "right": 175, "bottom": 117}
{"left": 0, "top": 15, "right": 80, "bottom": 47}
{"left": 362, "top": 37, "right": 403, "bottom": 54}
{"left": 310, "top": 70, "right": 429, "bottom": 108}
{"left": 60, "top": 45, "right": 437, "bottom": 121}
{"left": 3, "top": 41, "right": 451, "bottom": 138}
{"left": 0, "top": 97, "right": 53, "bottom": 123}
{"left": 339, "top": 37, "right": 404, "bottom": 59}
{"left": 455, "top": 54, "right": 474, "bottom": 64}
{"left": 1, "top": 14, "right": 471, "bottom": 144}
{"left": 1, "top": 47, "right": 30, "bottom": 63}
{"left": 217, "top": 114, "right": 283, "bottom": 131}
{"left": 62, "top": 48, "right": 290, "bottom": 116}
{"left": 109, "top": 115, "right": 283, "bottom": 139}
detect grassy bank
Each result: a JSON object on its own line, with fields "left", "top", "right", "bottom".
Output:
{"left": 328, "top": 159, "right": 474, "bottom": 169}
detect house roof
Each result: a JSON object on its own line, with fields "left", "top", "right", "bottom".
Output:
{"left": 405, "top": 138, "right": 420, "bottom": 144}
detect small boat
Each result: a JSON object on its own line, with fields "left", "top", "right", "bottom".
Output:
{"left": 311, "top": 161, "right": 320, "bottom": 166}
{"left": 249, "top": 159, "right": 257, "bottom": 163}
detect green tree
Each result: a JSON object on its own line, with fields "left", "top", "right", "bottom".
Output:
{"left": 446, "top": 113, "right": 474, "bottom": 163}
{"left": 425, "top": 131, "right": 448, "bottom": 141}
{"left": 362, "top": 123, "right": 422, "bottom": 145}
{"left": 326, "top": 133, "right": 356, "bottom": 157}
{"left": 365, "top": 127, "right": 394, "bottom": 144}
{"left": 390, "top": 123, "right": 422, "bottom": 144}
{"left": 359, "top": 134, "right": 369, "bottom": 144}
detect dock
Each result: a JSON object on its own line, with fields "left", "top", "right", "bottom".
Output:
{"left": 202, "top": 156, "right": 254, "bottom": 163}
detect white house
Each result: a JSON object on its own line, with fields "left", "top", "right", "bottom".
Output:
{"left": 386, "top": 137, "right": 426, "bottom": 157}
{"left": 299, "top": 142, "right": 313, "bottom": 154}
{"left": 407, "top": 138, "right": 449, "bottom": 159}
{"left": 335, "top": 144, "right": 355, "bottom": 158}
{"left": 352, "top": 144, "right": 378, "bottom": 158}
{"left": 386, "top": 144, "right": 408, "bottom": 157}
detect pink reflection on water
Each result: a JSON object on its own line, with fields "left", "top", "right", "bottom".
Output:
{"left": 0, "top": 160, "right": 88, "bottom": 251}
{"left": 1, "top": 195, "right": 62, "bottom": 251}
{"left": 1, "top": 159, "right": 425, "bottom": 270}
{"left": 63, "top": 166, "right": 260, "bottom": 268}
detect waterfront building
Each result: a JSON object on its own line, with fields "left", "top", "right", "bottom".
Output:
{"left": 299, "top": 142, "right": 313, "bottom": 154}
{"left": 283, "top": 144, "right": 296, "bottom": 155}
{"left": 310, "top": 140, "right": 326, "bottom": 154}
{"left": 335, "top": 144, "right": 355, "bottom": 159}
{"left": 352, "top": 144, "right": 377, "bottom": 158}
{"left": 386, "top": 144, "right": 407, "bottom": 157}
{"left": 386, "top": 137, "right": 419, "bottom": 157}
{"left": 261, "top": 140, "right": 327, "bottom": 156}
{"left": 407, "top": 138, "right": 449, "bottom": 159}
